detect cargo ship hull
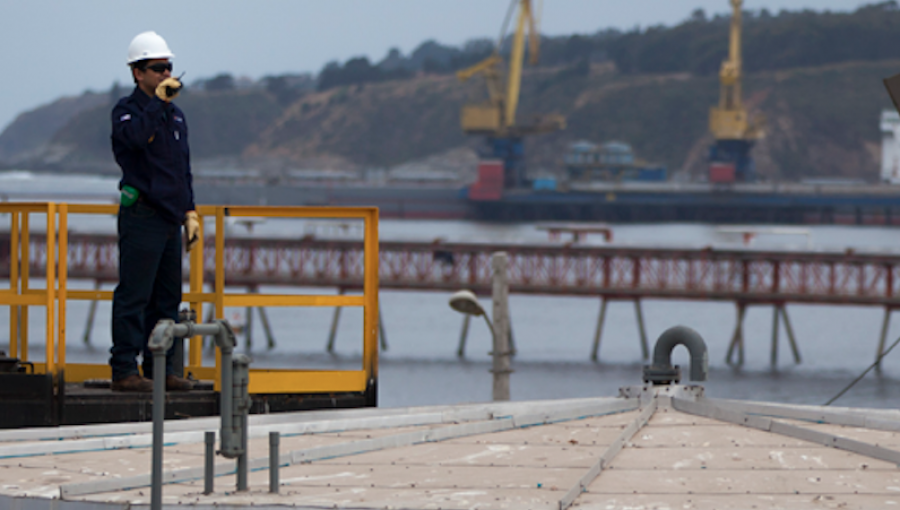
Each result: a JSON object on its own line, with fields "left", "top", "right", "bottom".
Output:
{"left": 197, "top": 181, "right": 900, "bottom": 225}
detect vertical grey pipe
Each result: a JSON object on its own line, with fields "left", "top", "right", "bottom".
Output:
{"left": 151, "top": 349, "right": 166, "bottom": 510}
{"left": 204, "top": 431, "right": 215, "bottom": 495}
{"left": 269, "top": 431, "right": 279, "bottom": 493}
{"left": 237, "top": 410, "right": 248, "bottom": 491}
{"left": 219, "top": 347, "right": 233, "bottom": 456}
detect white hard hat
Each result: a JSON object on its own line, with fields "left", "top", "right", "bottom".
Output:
{"left": 126, "top": 31, "right": 174, "bottom": 65}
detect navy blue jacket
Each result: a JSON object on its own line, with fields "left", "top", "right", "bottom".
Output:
{"left": 111, "top": 87, "right": 195, "bottom": 225}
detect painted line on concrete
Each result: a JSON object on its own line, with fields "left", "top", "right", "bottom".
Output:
{"left": 60, "top": 398, "right": 637, "bottom": 499}
{"left": 672, "top": 397, "right": 900, "bottom": 467}
{"left": 558, "top": 397, "right": 654, "bottom": 510}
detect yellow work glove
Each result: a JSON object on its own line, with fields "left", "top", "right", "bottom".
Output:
{"left": 155, "top": 77, "right": 182, "bottom": 102}
{"left": 184, "top": 210, "right": 200, "bottom": 252}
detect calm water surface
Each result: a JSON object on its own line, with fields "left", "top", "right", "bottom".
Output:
{"left": 3, "top": 176, "right": 900, "bottom": 409}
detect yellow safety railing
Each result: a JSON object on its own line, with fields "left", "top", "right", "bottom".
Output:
{"left": 1, "top": 202, "right": 379, "bottom": 396}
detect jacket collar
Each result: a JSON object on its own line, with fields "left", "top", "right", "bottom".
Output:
{"left": 130, "top": 86, "right": 153, "bottom": 108}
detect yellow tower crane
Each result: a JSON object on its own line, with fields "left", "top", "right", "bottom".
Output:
{"left": 708, "top": 0, "right": 765, "bottom": 182}
{"left": 456, "top": 0, "right": 565, "bottom": 189}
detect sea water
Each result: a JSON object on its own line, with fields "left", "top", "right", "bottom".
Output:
{"left": 2, "top": 180, "right": 900, "bottom": 409}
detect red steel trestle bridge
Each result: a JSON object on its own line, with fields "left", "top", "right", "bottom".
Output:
{"left": 4, "top": 233, "right": 900, "bottom": 368}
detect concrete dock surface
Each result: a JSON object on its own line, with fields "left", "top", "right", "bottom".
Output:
{"left": 2, "top": 385, "right": 900, "bottom": 509}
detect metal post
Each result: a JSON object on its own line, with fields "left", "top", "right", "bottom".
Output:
{"left": 378, "top": 299, "right": 388, "bottom": 351}
{"left": 590, "top": 298, "right": 608, "bottom": 362}
{"left": 491, "top": 252, "right": 511, "bottom": 401}
{"left": 233, "top": 355, "right": 251, "bottom": 492}
{"left": 258, "top": 306, "right": 276, "bottom": 350}
{"left": 269, "top": 431, "right": 280, "bottom": 493}
{"left": 508, "top": 319, "right": 517, "bottom": 356}
{"left": 876, "top": 307, "right": 892, "bottom": 373}
{"left": 326, "top": 288, "right": 344, "bottom": 353}
{"left": 770, "top": 304, "right": 780, "bottom": 367}
{"left": 634, "top": 299, "right": 649, "bottom": 361}
{"left": 456, "top": 314, "right": 471, "bottom": 358}
{"left": 780, "top": 305, "right": 801, "bottom": 364}
{"left": 204, "top": 431, "right": 215, "bottom": 495}
{"left": 82, "top": 280, "right": 100, "bottom": 345}
{"left": 726, "top": 303, "right": 746, "bottom": 366}
{"left": 151, "top": 348, "right": 166, "bottom": 510}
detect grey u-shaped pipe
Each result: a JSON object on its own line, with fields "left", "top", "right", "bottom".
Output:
{"left": 651, "top": 326, "right": 709, "bottom": 382}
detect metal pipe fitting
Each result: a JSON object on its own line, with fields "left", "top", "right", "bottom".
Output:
{"left": 643, "top": 326, "right": 709, "bottom": 385}
{"left": 147, "top": 318, "right": 240, "bottom": 508}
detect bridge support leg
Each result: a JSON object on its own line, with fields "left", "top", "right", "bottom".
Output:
{"left": 591, "top": 298, "right": 609, "bottom": 362}
{"left": 257, "top": 307, "right": 276, "bottom": 350}
{"left": 326, "top": 288, "right": 344, "bottom": 353}
{"left": 779, "top": 305, "right": 801, "bottom": 364}
{"left": 82, "top": 280, "right": 101, "bottom": 345}
{"left": 634, "top": 299, "right": 649, "bottom": 361}
{"left": 770, "top": 305, "right": 780, "bottom": 367}
{"left": 508, "top": 318, "right": 517, "bottom": 356}
{"left": 378, "top": 299, "right": 388, "bottom": 352}
{"left": 457, "top": 314, "right": 471, "bottom": 358}
{"left": 726, "top": 303, "right": 746, "bottom": 366}
{"left": 876, "top": 307, "right": 892, "bottom": 374}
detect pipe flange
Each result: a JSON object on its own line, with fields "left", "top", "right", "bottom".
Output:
{"left": 643, "top": 364, "right": 681, "bottom": 385}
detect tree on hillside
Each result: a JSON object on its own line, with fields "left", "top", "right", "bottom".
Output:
{"left": 204, "top": 74, "right": 236, "bottom": 92}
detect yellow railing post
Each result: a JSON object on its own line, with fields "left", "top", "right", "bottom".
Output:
{"left": 58, "top": 203, "right": 68, "bottom": 372}
{"left": 45, "top": 203, "right": 56, "bottom": 376}
{"left": 21, "top": 212, "right": 29, "bottom": 362}
{"left": 363, "top": 208, "right": 379, "bottom": 389}
{"left": 214, "top": 206, "right": 225, "bottom": 390}
{"left": 188, "top": 210, "right": 204, "bottom": 368}
{"left": 9, "top": 211, "right": 19, "bottom": 359}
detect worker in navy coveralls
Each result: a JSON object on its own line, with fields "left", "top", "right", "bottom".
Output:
{"left": 109, "top": 31, "right": 199, "bottom": 392}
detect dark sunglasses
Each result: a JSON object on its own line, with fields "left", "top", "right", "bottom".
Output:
{"left": 145, "top": 62, "right": 173, "bottom": 73}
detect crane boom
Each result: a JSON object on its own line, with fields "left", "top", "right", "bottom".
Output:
{"left": 709, "top": 0, "right": 762, "bottom": 141}
{"left": 505, "top": 0, "right": 529, "bottom": 127}
{"left": 457, "top": 0, "right": 562, "bottom": 137}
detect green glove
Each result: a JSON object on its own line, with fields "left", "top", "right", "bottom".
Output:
{"left": 155, "top": 77, "right": 182, "bottom": 102}
{"left": 120, "top": 185, "right": 139, "bottom": 206}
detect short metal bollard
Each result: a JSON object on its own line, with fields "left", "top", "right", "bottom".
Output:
{"left": 232, "top": 355, "right": 252, "bottom": 492}
{"left": 269, "top": 431, "right": 280, "bottom": 493}
{"left": 204, "top": 431, "right": 215, "bottom": 495}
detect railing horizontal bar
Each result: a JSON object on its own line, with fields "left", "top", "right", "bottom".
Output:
{"left": 222, "top": 294, "right": 365, "bottom": 307}
{"left": 221, "top": 206, "right": 375, "bottom": 219}
{"left": 67, "top": 290, "right": 113, "bottom": 300}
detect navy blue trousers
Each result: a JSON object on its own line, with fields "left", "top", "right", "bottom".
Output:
{"left": 110, "top": 202, "right": 182, "bottom": 381}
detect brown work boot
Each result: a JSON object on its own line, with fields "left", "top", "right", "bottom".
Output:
{"left": 111, "top": 374, "right": 153, "bottom": 392}
{"left": 166, "top": 374, "right": 194, "bottom": 392}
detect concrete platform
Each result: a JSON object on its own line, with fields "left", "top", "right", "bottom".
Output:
{"left": 2, "top": 385, "right": 900, "bottom": 509}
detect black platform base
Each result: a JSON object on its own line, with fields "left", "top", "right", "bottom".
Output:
{"left": 0, "top": 374, "right": 375, "bottom": 429}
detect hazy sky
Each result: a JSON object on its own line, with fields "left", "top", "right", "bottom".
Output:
{"left": 0, "top": 0, "right": 872, "bottom": 132}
